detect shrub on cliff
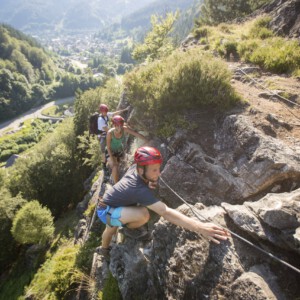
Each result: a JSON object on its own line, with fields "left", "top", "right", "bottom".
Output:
{"left": 125, "top": 49, "right": 240, "bottom": 136}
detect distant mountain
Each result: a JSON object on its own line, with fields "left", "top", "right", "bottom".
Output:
{"left": 0, "top": 0, "right": 156, "bottom": 34}
{"left": 120, "top": 0, "right": 197, "bottom": 31}
{"left": 96, "top": 0, "right": 201, "bottom": 43}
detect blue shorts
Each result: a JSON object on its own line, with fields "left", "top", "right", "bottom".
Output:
{"left": 97, "top": 206, "right": 124, "bottom": 227}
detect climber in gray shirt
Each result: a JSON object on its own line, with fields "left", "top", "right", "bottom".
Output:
{"left": 97, "top": 146, "right": 230, "bottom": 258}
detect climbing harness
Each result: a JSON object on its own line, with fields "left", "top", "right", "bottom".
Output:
{"left": 159, "top": 176, "right": 300, "bottom": 275}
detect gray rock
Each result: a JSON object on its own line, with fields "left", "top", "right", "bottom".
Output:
{"left": 228, "top": 264, "right": 286, "bottom": 300}
{"left": 245, "top": 188, "right": 300, "bottom": 230}
{"left": 221, "top": 202, "right": 267, "bottom": 239}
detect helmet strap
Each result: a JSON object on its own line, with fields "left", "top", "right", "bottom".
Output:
{"left": 142, "top": 165, "right": 148, "bottom": 181}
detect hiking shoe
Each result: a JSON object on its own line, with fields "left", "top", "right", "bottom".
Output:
{"left": 96, "top": 246, "right": 111, "bottom": 260}
{"left": 119, "top": 227, "right": 153, "bottom": 241}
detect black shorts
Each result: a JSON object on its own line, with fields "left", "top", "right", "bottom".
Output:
{"left": 105, "top": 149, "right": 124, "bottom": 162}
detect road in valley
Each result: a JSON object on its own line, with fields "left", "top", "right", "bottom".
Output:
{"left": 0, "top": 97, "right": 74, "bottom": 136}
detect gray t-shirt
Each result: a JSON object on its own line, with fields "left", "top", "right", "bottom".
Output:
{"left": 103, "top": 165, "right": 159, "bottom": 207}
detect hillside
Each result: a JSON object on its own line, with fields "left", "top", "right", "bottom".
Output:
{"left": 0, "top": 24, "right": 60, "bottom": 120}
{"left": 120, "top": 0, "right": 198, "bottom": 31}
{"left": 0, "top": 0, "right": 156, "bottom": 34}
{"left": 95, "top": 0, "right": 200, "bottom": 43}
{"left": 0, "top": 24, "right": 101, "bottom": 122}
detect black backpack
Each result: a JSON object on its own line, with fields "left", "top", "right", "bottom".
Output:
{"left": 89, "top": 113, "right": 109, "bottom": 135}
{"left": 89, "top": 112, "right": 99, "bottom": 135}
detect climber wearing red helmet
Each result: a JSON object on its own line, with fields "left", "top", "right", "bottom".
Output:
{"left": 106, "top": 115, "right": 148, "bottom": 184}
{"left": 97, "top": 104, "right": 129, "bottom": 177}
{"left": 96, "top": 146, "right": 230, "bottom": 259}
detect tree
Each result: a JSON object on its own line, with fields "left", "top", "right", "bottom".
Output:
{"left": 0, "top": 190, "right": 26, "bottom": 270}
{"left": 11, "top": 49, "right": 35, "bottom": 82}
{"left": 120, "top": 46, "right": 135, "bottom": 64}
{"left": 200, "top": 0, "right": 250, "bottom": 25}
{"left": 28, "top": 48, "right": 46, "bottom": 69}
{"left": 11, "top": 200, "right": 54, "bottom": 245}
{"left": 0, "top": 168, "right": 5, "bottom": 189}
{"left": 132, "top": 12, "right": 178, "bottom": 63}
{"left": 0, "top": 68, "right": 14, "bottom": 96}
{"left": 199, "top": 0, "right": 269, "bottom": 25}
{"left": 8, "top": 119, "right": 90, "bottom": 217}
{"left": 31, "top": 83, "right": 48, "bottom": 102}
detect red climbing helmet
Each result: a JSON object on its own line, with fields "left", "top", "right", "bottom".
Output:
{"left": 99, "top": 104, "right": 108, "bottom": 113}
{"left": 134, "top": 146, "right": 163, "bottom": 166}
{"left": 112, "top": 115, "right": 125, "bottom": 126}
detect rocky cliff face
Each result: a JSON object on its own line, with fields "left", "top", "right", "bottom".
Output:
{"left": 263, "top": 0, "right": 300, "bottom": 38}
{"left": 74, "top": 5, "right": 300, "bottom": 295}
{"left": 78, "top": 87, "right": 300, "bottom": 299}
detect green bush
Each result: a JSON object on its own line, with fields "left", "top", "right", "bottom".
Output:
{"left": 216, "top": 39, "right": 238, "bottom": 59}
{"left": 237, "top": 39, "right": 259, "bottom": 61}
{"left": 255, "top": 27, "right": 274, "bottom": 39}
{"left": 75, "top": 232, "right": 102, "bottom": 273}
{"left": 17, "top": 144, "right": 29, "bottom": 152}
{"left": 25, "top": 243, "right": 79, "bottom": 299}
{"left": 239, "top": 37, "right": 300, "bottom": 73}
{"left": 0, "top": 190, "right": 26, "bottom": 271}
{"left": 101, "top": 272, "right": 122, "bottom": 300}
{"left": 0, "top": 149, "right": 15, "bottom": 160}
{"left": 124, "top": 49, "right": 240, "bottom": 136}
{"left": 11, "top": 200, "right": 54, "bottom": 245}
{"left": 219, "top": 24, "right": 232, "bottom": 33}
{"left": 193, "top": 27, "right": 209, "bottom": 39}
{"left": 0, "top": 119, "right": 57, "bottom": 163}
{"left": 249, "top": 16, "right": 273, "bottom": 39}
{"left": 8, "top": 119, "right": 90, "bottom": 217}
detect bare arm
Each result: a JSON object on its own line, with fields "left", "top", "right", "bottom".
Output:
{"left": 106, "top": 131, "right": 113, "bottom": 158}
{"left": 124, "top": 127, "right": 148, "bottom": 142}
{"left": 148, "top": 201, "right": 230, "bottom": 244}
{"left": 112, "top": 106, "right": 129, "bottom": 116}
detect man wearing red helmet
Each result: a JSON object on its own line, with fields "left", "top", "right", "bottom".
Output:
{"left": 97, "top": 146, "right": 230, "bottom": 259}
{"left": 106, "top": 115, "right": 148, "bottom": 184}
{"left": 97, "top": 104, "right": 129, "bottom": 177}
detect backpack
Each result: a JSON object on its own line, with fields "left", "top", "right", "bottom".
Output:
{"left": 89, "top": 112, "right": 99, "bottom": 135}
{"left": 89, "top": 113, "right": 109, "bottom": 135}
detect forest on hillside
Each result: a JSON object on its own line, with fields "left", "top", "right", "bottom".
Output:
{"left": 0, "top": 24, "right": 101, "bottom": 121}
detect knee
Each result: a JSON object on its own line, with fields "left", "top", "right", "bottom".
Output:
{"left": 140, "top": 207, "right": 150, "bottom": 223}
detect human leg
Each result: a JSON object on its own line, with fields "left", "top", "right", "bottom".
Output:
{"left": 102, "top": 225, "right": 118, "bottom": 248}
{"left": 118, "top": 206, "right": 152, "bottom": 240}
{"left": 119, "top": 206, "right": 150, "bottom": 228}
{"left": 100, "top": 137, "right": 107, "bottom": 164}
{"left": 107, "top": 155, "right": 119, "bottom": 184}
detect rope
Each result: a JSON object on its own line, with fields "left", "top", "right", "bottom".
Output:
{"left": 159, "top": 176, "right": 300, "bottom": 275}
{"left": 236, "top": 67, "right": 300, "bottom": 122}
{"left": 236, "top": 67, "right": 300, "bottom": 109}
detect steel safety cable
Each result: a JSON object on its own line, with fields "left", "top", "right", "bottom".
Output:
{"left": 236, "top": 67, "right": 300, "bottom": 109}
{"left": 159, "top": 176, "right": 300, "bottom": 275}
{"left": 236, "top": 67, "right": 300, "bottom": 123}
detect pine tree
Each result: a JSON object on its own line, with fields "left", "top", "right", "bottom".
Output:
{"left": 132, "top": 12, "right": 179, "bottom": 63}
{"left": 200, "top": 0, "right": 252, "bottom": 25}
